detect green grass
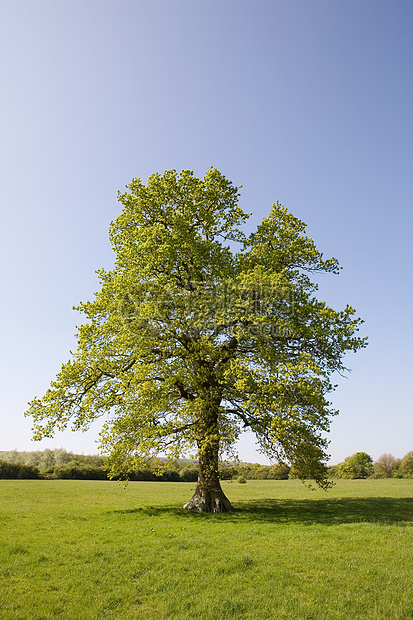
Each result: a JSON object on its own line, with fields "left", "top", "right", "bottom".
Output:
{"left": 1, "top": 479, "right": 413, "bottom": 619}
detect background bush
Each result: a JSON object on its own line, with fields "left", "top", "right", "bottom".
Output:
{"left": 0, "top": 460, "right": 40, "bottom": 479}
{"left": 54, "top": 462, "right": 108, "bottom": 480}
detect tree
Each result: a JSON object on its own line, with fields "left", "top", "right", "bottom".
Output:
{"left": 26, "top": 168, "right": 366, "bottom": 512}
{"left": 270, "top": 463, "right": 290, "bottom": 480}
{"left": 400, "top": 451, "right": 413, "bottom": 478}
{"left": 338, "top": 452, "right": 374, "bottom": 479}
{"left": 374, "top": 453, "right": 400, "bottom": 478}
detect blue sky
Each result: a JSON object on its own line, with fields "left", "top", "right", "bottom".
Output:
{"left": 1, "top": 0, "right": 412, "bottom": 464}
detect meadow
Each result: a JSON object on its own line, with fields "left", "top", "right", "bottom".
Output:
{"left": 1, "top": 479, "right": 413, "bottom": 619}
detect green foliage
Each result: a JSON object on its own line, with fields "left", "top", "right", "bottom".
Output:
{"left": 400, "top": 451, "right": 413, "bottom": 478}
{"left": 234, "top": 462, "right": 289, "bottom": 480}
{"left": 0, "top": 460, "right": 40, "bottom": 479}
{"left": 25, "top": 168, "right": 366, "bottom": 491}
{"left": 178, "top": 465, "right": 199, "bottom": 482}
{"left": 270, "top": 463, "right": 291, "bottom": 480}
{"left": 0, "top": 450, "right": 181, "bottom": 481}
{"left": 0, "top": 450, "right": 290, "bottom": 482}
{"left": 337, "top": 452, "right": 374, "bottom": 479}
{"left": 0, "top": 449, "right": 108, "bottom": 480}
{"left": 0, "top": 448, "right": 105, "bottom": 469}
{"left": 54, "top": 462, "right": 108, "bottom": 480}
{"left": 327, "top": 464, "right": 339, "bottom": 478}
{"left": 374, "top": 453, "right": 401, "bottom": 478}
{"left": 217, "top": 463, "right": 237, "bottom": 480}
{"left": 237, "top": 476, "right": 247, "bottom": 484}
{"left": 10, "top": 448, "right": 413, "bottom": 484}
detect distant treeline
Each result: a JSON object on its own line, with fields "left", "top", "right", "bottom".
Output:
{"left": 328, "top": 451, "right": 413, "bottom": 480}
{"left": 1, "top": 449, "right": 412, "bottom": 480}
{"left": 0, "top": 449, "right": 288, "bottom": 481}
{"left": 0, "top": 449, "right": 107, "bottom": 480}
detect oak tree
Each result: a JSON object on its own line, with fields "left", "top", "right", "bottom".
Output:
{"left": 338, "top": 452, "right": 374, "bottom": 479}
{"left": 26, "top": 168, "right": 366, "bottom": 512}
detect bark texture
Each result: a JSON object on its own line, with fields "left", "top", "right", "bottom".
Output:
{"left": 183, "top": 479, "right": 233, "bottom": 513}
{"left": 183, "top": 416, "right": 234, "bottom": 512}
{"left": 183, "top": 382, "right": 234, "bottom": 512}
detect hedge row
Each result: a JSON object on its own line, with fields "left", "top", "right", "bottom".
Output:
{"left": 0, "top": 461, "right": 41, "bottom": 479}
{"left": 0, "top": 457, "right": 291, "bottom": 481}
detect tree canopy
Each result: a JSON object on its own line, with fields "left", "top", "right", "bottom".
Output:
{"left": 26, "top": 168, "right": 367, "bottom": 511}
{"left": 338, "top": 452, "right": 374, "bottom": 479}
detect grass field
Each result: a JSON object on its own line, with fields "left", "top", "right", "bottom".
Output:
{"left": 1, "top": 479, "right": 413, "bottom": 619}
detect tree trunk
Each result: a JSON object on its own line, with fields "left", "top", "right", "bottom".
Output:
{"left": 183, "top": 473, "right": 233, "bottom": 513}
{"left": 183, "top": 413, "right": 234, "bottom": 513}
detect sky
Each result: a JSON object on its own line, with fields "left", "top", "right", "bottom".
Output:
{"left": 1, "top": 0, "right": 412, "bottom": 465}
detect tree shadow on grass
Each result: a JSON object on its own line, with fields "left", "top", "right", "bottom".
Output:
{"left": 111, "top": 497, "right": 413, "bottom": 526}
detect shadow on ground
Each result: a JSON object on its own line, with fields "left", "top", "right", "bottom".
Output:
{"left": 110, "top": 497, "right": 413, "bottom": 525}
